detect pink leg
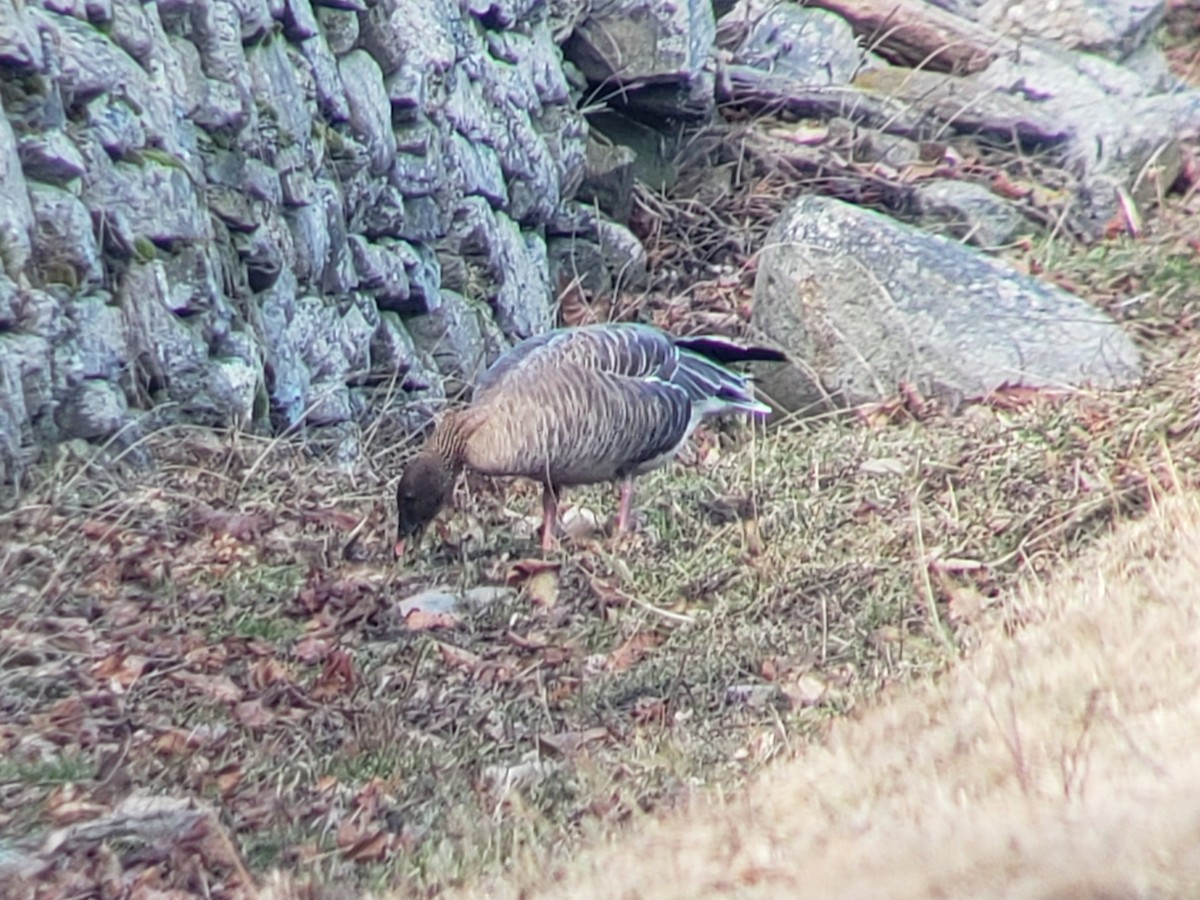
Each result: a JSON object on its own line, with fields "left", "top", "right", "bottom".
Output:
{"left": 540, "top": 484, "right": 559, "bottom": 550}
{"left": 615, "top": 477, "right": 635, "bottom": 535}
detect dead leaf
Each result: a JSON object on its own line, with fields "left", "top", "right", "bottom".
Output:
{"left": 587, "top": 575, "right": 633, "bottom": 609}
{"left": 299, "top": 508, "right": 362, "bottom": 531}
{"left": 248, "top": 657, "right": 294, "bottom": 691}
{"left": 190, "top": 507, "right": 273, "bottom": 542}
{"left": 92, "top": 653, "right": 147, "bottom": 690}
{"left": 404, "top": 609, "right": 462, "bottom": 631}
{"left": 234, "top": 700, "right": 274, "bottom": 729}
{"left": 293, "top": 635, "right": 331, "bottom": 665}
{"left": 945, "top": 582, "right": 989, "bottom": 624}
{"left": 606, "top": 632, "right": 663, "bottom": 673}
{"left": 536, "top": 728, "right": 610, "bottom": 758}
{"left": 631, "top": 696, "right": 668, "bottom": 725}
{"left": 214, "top": 764, "right": 243, "bottom": 797}
{"left": 153, "top": 729, "right": 194, "bottom": 758}
{"left": 506, "top": 559, "right": 562, "bottom": 608}
{"left": 437, "top": 642, "right": 482, "bottom": 672}
{"left": 310, "top": 649, "right": 357, "bottom": 702}
{"left": 781, "top": 673, "right": 829, "bottom": 709}
{"left": 342, "top": 830, "right": 393, "bottom": 864}
{"left": 170, "top": 671, "right": 243, "bottom": 705}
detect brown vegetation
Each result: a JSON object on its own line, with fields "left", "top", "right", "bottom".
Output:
{"left": 470, "top": 491, "right": 1200, "bottom": 899}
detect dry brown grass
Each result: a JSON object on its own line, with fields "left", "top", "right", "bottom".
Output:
{"left": 447, "top": 489, "right": 1200, "bottom": 900}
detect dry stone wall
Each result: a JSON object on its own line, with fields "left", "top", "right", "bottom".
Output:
{"left": 0, "top": 0, "right": 587, "bottom": 477}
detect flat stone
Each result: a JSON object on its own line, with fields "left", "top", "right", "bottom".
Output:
{"left": 17, "top": 131, "right": 86, "bottom": 184}
{"left": 82, "top": 155, "right": 209, "bottom": 251}
{"left": 358, "top": 0, "right": 458, "bottom": 76}
{"left": 339, "top": 50, "right": 397, "bottom": 176}
{"left": 117, "top": 260, "right": 214, "bottom": 413}
{"left": 109, "top": 0, "right": 156, "bottom": 62}
{"left": 737, "top": 5, "right": 864, "bottom": 86}
{"left": 316, "top": 5, "right": 358, "bottom": 54}
{"left": 85, "top": 97, "right": 146, "bottom": 158}
{"left": 567, "top": 0, "right": 716, "bottom": 88}
{"left": 576, "top": 135, "right": 636, "bottom": 221}
{"left": 448, "top": 132, "right": 508, "bottom": 207}
{"left": 233, "top": 227, "right": 285, "bottom": 293}
{"left": 68, "top": 295, "right": 127, "bottom": 380}
{"left": 247, "top": 35, "right": 312, "bottom": 147}
{"left": 0, "top": 332, "right": 54, "bottom": 436}
{"left": 349, "top": 235, "right": 412, "bottom": 308}
{"left": 28, "top": 183, "right": 103, "bottom": 288}
{"left": 594, "top": 218, "right": 648, "bottom": 290}
{"left": 188, "top": 0, "right": 254, "bottom": 131}
{"left": 304, "top": 378, "right": 353, "bottom": 425}
{"left": 0, "top": 104, "right": 35, "bottom": 274}
{"left": 977, "top": 0, "right": 1165, "bottom": 60}
{"left": 547, "top": 235, "right": 611, "bottom": 298}
{"left": 370, "top": 310, "right": 418, "bottom": 378}
{"left": 55, "top": 379, "right": 127, "bottom": 439}
{"left": 753, "top": 195, "right": 1143, "bottom": 412}
{"left": 0, "top": 0, "right": 45, "bottom": 69}
{"left": 853, "top": 66, "right": 1071, "bottom": 147}
{"left": 348, "top": 180, "right": 408, "bottom": 240}
{"left": 913, "top": 179, "right": 1031, "bottom": 249}
{"left": 160, "top": 245, "right": 221, "bottom": 316}
{"left": 484, "top": 209, "right": 553, "bottom": 339}
{"left": 253, "top": 271, "right": 310, "bottom": 426}
{"left": 300, "top": 31, "right": 351, "bottom": 123}
{"left": 405, "top": 289, "right": 491, "bottom": 394}
{"left": 282, "top": 0, "right": 319, "bottom": 39}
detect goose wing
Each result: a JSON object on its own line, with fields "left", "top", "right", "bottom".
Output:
{"left": 465, "top": 367, "right": 693, "bottom": 485}
{"left": 474, "top": 323, "right": 676, "bottom": 398}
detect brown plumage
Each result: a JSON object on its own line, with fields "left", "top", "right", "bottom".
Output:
{"left": 394, "top": 323, "right": 786, "bottom": 553}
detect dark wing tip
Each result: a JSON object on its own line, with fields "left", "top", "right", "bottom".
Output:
{"left": 674, "top": 336, "right": 789, "bottom": 365}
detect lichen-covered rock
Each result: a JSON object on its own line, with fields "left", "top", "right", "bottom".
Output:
{"left": 913, "top": 180, "right": 1031, "bottom": 249}
{"left": 189, "top": 0, "right": 255, "bottom": 132}
{"left": 339, "top": 50, "right": 397, "bottom": 177}
{"left": 349, "top": 235, "right": 413, "bottom": 309}
{"left": 82, "top": 154, "right": 209, "bottom": 251}
{"left": 565, "top": 0, "right": 716, "bottom": 117}
{"left": 0, "top": 0, "right": 45, "bottom": 69}
{"left": 67, "top": 295, "right": 127, "bottom": 381}
{"left": 55, "top": 379, "right": 127, "bottom": 439}
{"left": 0, "top": 105, "right": 35, "bottom": 273}
{"left": 17, "top": 131, "right": 86, "bottom": 184}
{"left": 0, "top": 0, "right": 604, "bottom": 472}
{"left": 405, "top": 289, "right": 493, "bottom": 395}
{"left": 315, "top": 6, "right": 357, "bottom": 55}
{"left": 738, "top": 5, "right": 864, "bottom": 86}
{"left": 359, "top": 0, "right": 459, "bottom": 75}
{"left": 28, "top": 183, "right": 103, "bottom": 288}
{"left": 753, "top": 196, "right": 1143, "bottom": 412}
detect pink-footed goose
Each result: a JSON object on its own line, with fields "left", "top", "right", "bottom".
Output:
{"left": 394, "top": 322, "right": 786, "bottom": 553}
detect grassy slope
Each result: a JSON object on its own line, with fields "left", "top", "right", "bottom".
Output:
{"left": 471, "top": 490, "right": 1200, "bottom": 899}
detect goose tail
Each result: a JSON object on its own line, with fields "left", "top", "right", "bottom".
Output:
{"left": 674, "top": 335, "right": 787, "bottom": 365}
{"left": 673, "top": 349, "right": 775, "bottom": 420}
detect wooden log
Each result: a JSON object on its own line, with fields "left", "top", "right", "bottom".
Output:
{"left": 805, "top": 0, "right": 1014, "bottom": 74}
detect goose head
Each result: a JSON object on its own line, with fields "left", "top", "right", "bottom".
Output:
{"left": 394, "top": 451, "right": 455, "bottom": 556}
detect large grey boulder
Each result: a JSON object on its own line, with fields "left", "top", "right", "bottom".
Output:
{"left": 753, "top": 196, "right": 1143, "bottom": 413}
{"left": 942, "top": 0, "right": 1165, "bottom": 61}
